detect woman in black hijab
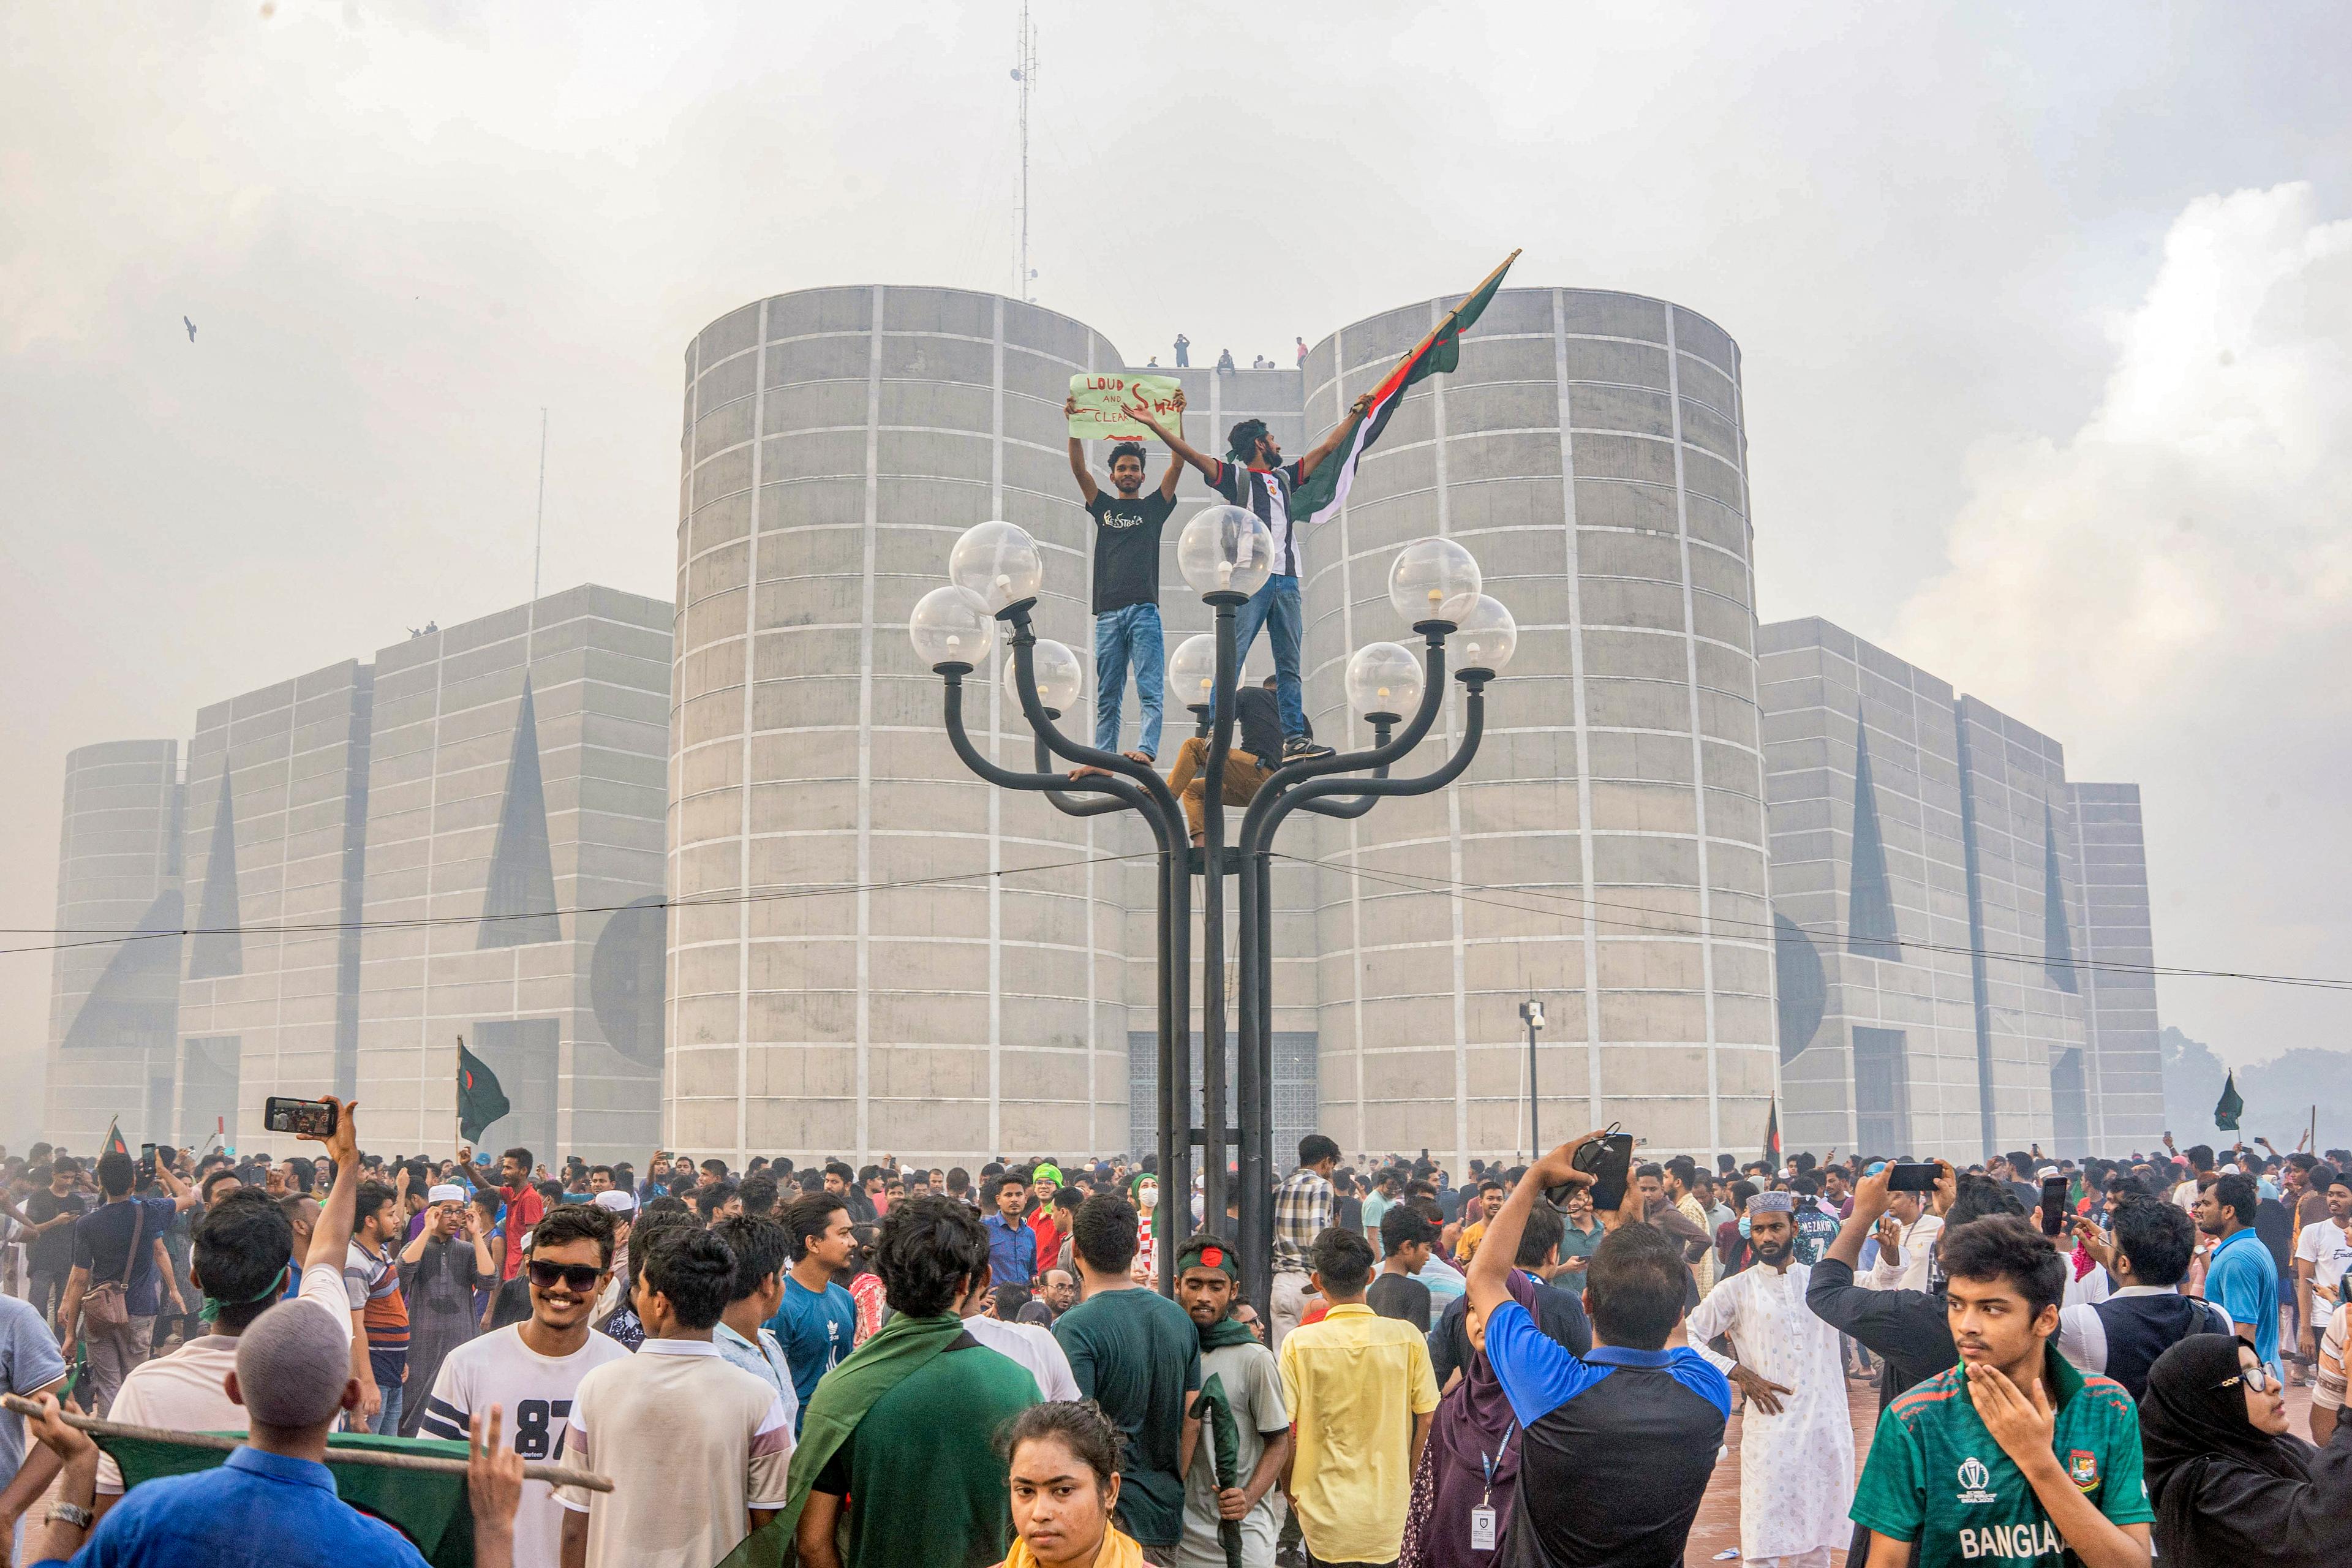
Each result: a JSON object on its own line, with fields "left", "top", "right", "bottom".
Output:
{"left": 2139, "top": 1334, "right": 2352, "bottom": 1567}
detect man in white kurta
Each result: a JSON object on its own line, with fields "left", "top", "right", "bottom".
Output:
{"left": 1687, "top": 1191, "right": 1855, "bottom": 1568}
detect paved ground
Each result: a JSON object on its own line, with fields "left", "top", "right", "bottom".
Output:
{"left": 1685, "top": 1368, "right": 2322, "bottom": 1566}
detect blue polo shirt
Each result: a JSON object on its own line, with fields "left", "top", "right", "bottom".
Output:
{"left": 984, "top": 1212, "right": 1038, "bottom": 1286}
{"left": 34, "top": 1445, "right": 429, "bottom": 1567}
{"left": 2204, "top": 1225, "right": 2280, "bottom": 1368}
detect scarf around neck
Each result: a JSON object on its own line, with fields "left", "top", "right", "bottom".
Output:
{"left": 1001, "top": 1522, "right": 1145, "bottom": 1568}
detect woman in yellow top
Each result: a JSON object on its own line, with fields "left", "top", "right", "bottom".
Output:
{"left": 994, "top": 1400, "right": 1144, "bottom": 1568}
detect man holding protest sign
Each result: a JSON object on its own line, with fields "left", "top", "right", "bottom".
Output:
{"left": 1065, "top": 385, "right": 1187, "bottom": 772}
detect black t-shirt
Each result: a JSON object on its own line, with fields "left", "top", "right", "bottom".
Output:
{"left": 25, "top": 1189, "right": 85, "bottom": 1273}
{"left": 1366, "top": 1272, "right": 1431, "bottom": 1332}
{"left": 1085, "top": 489, "right": 1176, "bottom": 614}
{"left": 1430, "top": 1275, "right": 1591, "bottom": 1388}
{"left": 1234, "top": 686, "right": 1282, "bottom": 767}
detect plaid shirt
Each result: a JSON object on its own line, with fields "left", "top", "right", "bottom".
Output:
{"left": 1271, "top": 1166, "right": 1334, "bottom": 1274}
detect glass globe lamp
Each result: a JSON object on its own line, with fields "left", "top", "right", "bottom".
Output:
{"left": 1451, "top": 595, "right": 1518, "bottom": 674}
{"left": 1003, "top": 639, "right": 1084, "bottom": 715}
{"left": 1344, "top": 642, "right": 1424, "bottom": 720}
{"left": 1167, "top": 634, "right": 1218, "bottom": 711}
{"left": 1387, "top": 537, "right": 1480, "bottom": 626}
{"left": 1177, "top": 505, "right": 1275, "bottom": 600}
{"left": 908, "top": 586, "right": 997, "bottom": 670}
{"left": 948, "top": 520, "right": 1044, "bottom": 613}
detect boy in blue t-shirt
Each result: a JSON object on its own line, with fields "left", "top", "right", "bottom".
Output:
{"left": 767, "top": 1194, "right": 858, "bottom": 1430}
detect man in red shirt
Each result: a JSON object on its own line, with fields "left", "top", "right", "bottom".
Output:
{"left": 496, "top": 1147, "right": 544, "bottom": 1281}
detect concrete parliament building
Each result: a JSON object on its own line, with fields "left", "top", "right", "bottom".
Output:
{"left": 44, "top": 283, "right": 2166, "bottom": 1167}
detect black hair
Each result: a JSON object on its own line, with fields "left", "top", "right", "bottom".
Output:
{"left": 200, "top": 1168, "right": 244, "bottom": 1202}
{"left": 1298, "top": 1134, "right": 1340, "bottom": 1167}
{"left": 1310, "top": 1225, "right": 1374, "bottom": 1294}
{"left": 1665, "top": 1156, "right": 1696, "bottom": 1185}
{"left": 353, "top": 1179, "right": 397, "bottom": 1229}
{"left": 641, "top": 1194, "right": 692, "bottom": 1219}
{"left": 1227, "top": 418, "right": 1269, "bottom": 460}
{"left": 995, "top": 1170, "right": 1030, "bottom": 1197}
{"left": 1052, "top": 1186, "right": 1081, "bottom": 1213}
{"left": 784, "top": 1194, "right": 849, "bottom": 1262}
{"left": 641, "top": 1226, "right": 736, "bottom": 1330}
{"left": 2211, "top": 1173, "right": 2258, "bottom": 1227}
{"left": 713, "top": 1215, "right": 791, "bottom": 1302}
{"left": 1948, "top": 1174, "right": 2027, "bottom": 1229}
{"left": 1379, "top": 1204, "right": 1436, "bottom": 1254}
{"left": 1476, "top": 1177, "right": 1504, "bottom": 1195}
{"left": 502, "top": 1147, "right": 535, "bottom": 1171}
{"left": 692, "top": 1181, "right": 739, "bottom": 1221}
{"left": 1940, "top": 1215, "right": 2067, "bottom": 1317}
{"left": 96, "top": 1151, "right": 134, "bottom": 1197}
{"left": 193, "top": 1190, "right": 296, "bottom": 1331}
{"left": 1107, "top": 441, "right": 1147, "bottom": 474}
{"left": 997, "top": 1400, "right": 1122, "bottom": 1489}
{"left": 737, "top": 1174, "right": 780, "bottom": 1216}
{"left": 1071, "top": 1194, "right": 1139, "bottom": 1274}
{"left": 946, "top": 1166, "right": 971, "bottom": 1194}
{"left": 530, "top": 1202, "right": 616, "bottom": 1268}
{"left": 2321, "top": 1166, "right": 2348, "bottom": 1194}
{"left": 1726, "top": 1179, "right": 1758, "bottom": 1212}
{"left": 992, "top": 1284, "right": 1033, "bottom": 1321}
{"left": 825, "top": 1161, "right": 855, "bottom": 1184}
{"left": 2109, "top": 1197, "right": 2195, "bottom": 1287}
{"left": 1634, "top": 1162, "right": 1665, "bottom": 1183}
{"left": 283, "top": 1156, "right": 316, "bottom": 1194}
{"left": 1516, "top": 1197, "right": 1565, "bottom": 1268}
{"left": 2185, "top": 1144, "right": 2214, "bottom": 1170}
{"left": 1583, "top": 1223, "right": 1687, "bottom": 1350}
{"left": 875, "top": 1194, "right": 992, "bottom": 1317}
{"left": 625, "top": 1208, "right": 697, "bottom": 1299}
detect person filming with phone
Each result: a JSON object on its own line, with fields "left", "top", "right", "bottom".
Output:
{"left": 1463, "top": 1131, "right": 1731, "bottom": 1567}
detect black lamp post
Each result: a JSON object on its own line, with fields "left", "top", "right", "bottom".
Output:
{"left": 912, "top": 514, "right": 1518, "bottom": 1308}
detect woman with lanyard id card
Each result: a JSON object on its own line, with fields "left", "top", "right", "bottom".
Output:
{"left": 1401, "top": 1268, "right": 1536, "bottom": 1564}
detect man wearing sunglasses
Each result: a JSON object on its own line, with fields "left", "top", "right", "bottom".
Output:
{"left": 418, "top": 1204, "right": 627, "bottom": 1568}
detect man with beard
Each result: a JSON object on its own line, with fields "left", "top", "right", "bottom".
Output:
{"left": 1171, "top": 1235, "right": 1287, "bottom": 1568}
{"left": 420, "top": 1204, "right": 628, "bottom": 1568}
{"left": 1686, "top": 1192, "right": 1853, "bottom": 1568}
{"left": 2198, "top": 1172, "right": 2280, "bottom": 1370}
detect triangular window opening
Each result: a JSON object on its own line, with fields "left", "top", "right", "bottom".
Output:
{"left": 1847, "top": 717, "right": 1902, "bottom": 960}
{"left": 480, "top": 680, "right": 562, "bottom": 948}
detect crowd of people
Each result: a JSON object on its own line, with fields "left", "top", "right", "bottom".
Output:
{"left": 0, "top": 1111, "right": 2346, "bottom": 1568}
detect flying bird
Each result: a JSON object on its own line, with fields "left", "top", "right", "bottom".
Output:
{"left": 184, "top": 317, "right": 197, "bottom": 342}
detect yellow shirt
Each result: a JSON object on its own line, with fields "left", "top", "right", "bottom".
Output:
{"left": 1276, "top": 1300, "right": 1441, "bottom": 1562}
{"left": 1459, "top": 1219, "right": 1488, "bottom": 1264}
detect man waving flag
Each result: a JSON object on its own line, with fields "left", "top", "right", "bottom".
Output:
{"left": 1288, "top": 249, "right": 1520, "bottom": 532}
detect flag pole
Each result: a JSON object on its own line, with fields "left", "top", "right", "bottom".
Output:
{"left": 454, "top": 1034, "right": 466, "bottom": 1163}
{"left": 1379, "top": 249, "right": 1522, "bottom": 385}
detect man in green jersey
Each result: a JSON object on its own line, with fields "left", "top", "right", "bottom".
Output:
{"left": 1851, "top": 1216, "right": 2154, "bottom": 1568}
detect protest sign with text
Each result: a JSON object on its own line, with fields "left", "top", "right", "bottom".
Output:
{"left": 1066, "top": 372, "right": 1182, "bottom": 440}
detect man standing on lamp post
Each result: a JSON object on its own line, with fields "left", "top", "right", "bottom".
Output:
{"left": 1128, "top": 396, "right": 1374, "bottom": 763}
{"left": 1063, "top": 393, "right": 1186, "bottom": 778}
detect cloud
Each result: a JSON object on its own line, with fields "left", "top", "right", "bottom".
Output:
{"left": 1894, "top": 182, "right": 2352, "bottom": 1061}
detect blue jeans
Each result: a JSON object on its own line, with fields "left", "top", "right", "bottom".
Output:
{"left": 1094, "top": 603, "right": 1164, "bottom": 760}
{"left": 1232, "top": 573, "right": 1306, "bottom": 737}
{"left": 368, "top": 1355, "right": 405, "bottom": 1434}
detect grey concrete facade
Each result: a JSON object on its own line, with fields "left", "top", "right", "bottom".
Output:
{"left": 1758, "top": 616, "right": 2151, "bottom": 1159}
{"left": 1758, "top": 620, "right": 1983, "bottom": 1160}
{"left": 2067, "top": 784, "right": 2165, "bottom": 1147}
{"left": 43, "top": 741, "right": 184, "bottom": 1151}
{"left": 356, "top": 586, "right": 671, "bottom": 1162}
{"left": 1300, "top": 288, "right": 1777, "bottom": 1163}
{"left": 177, "top": 663, "right": 374, "bottom": 1152}
{"left": 669, "top": 287, "right": 1136, "bottom": 1165}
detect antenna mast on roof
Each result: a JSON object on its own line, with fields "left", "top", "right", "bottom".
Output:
{"left": 1012, "top": 1, "right": 1038, "bottom": 303}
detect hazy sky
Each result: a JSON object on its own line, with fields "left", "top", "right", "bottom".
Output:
{"left": 5, "top": 1, "right": 2348, "bottom": 1145}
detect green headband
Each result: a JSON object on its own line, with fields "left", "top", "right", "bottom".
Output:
{"left": 1173, "top": 1237, "right": 1238, "bottom": 1282}
{"left": 199, "top": 1263, "right": 290, "bottom": 1324}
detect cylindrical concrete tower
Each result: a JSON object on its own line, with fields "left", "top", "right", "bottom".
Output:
{"left": 45, "top": 739, "right": 184, "bottom": 1150}
{"left": 669, "top": 287, "right": 1134, "bottom": 1164}
{"left": 1302, "top": 288, "right": 1776, "bottom": 1161}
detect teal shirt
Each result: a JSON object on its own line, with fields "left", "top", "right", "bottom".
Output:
{"left": 1850, "top": 1347, "right": 2153, "bottom": 1568}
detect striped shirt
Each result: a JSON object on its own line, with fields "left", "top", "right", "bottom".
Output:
{"left": 1272, "top": 1167, "right": 1334, "bottom": 1275}
{"left": 344, "top": 1239, "right": 408, "bottom": 1361}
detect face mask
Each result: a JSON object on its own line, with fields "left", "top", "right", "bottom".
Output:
{"left": 1738, "top": 1216, "right": 1751, "bottom": 1239}
{"left": 1139, "top": 1183, "right": 1158, "bottom": 1208}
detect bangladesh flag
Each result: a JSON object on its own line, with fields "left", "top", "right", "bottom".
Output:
{"left": 1763, "top": 1099, "right": 1782, "bottom": 1165}
{"left": 104, "top": 1117, "right": 129, "bottom": 1158}
{"left": 2214, "top": 1071, "right": 2244, "bottom": 1133}
{"left": 97, "top": 1431, "right": 478, "bottom": 1566}
{"left": 458, "top": 1039, "right": 510, "bottom": 1144}
{"left": 1289, "top": 250, "right": 1520, "bottom": 532}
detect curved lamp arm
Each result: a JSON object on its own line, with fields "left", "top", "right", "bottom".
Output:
{"left": 1034, "top": 731, "right": 1144, "bottom": 818}
{"left": 1240, "top": 635, "right": 1450, "bottom": 848}
{"left": 944, "top": 673, "right": 1161, "bottom": 838}
{"left": 999, "top": 610, "right": 1187, "bottom": 827}
{"left": 1288, "top": 718, "right": 1395, "bottom": 820}
{"left": 1248, "top": 679, "right": 1487, "bottom": 851}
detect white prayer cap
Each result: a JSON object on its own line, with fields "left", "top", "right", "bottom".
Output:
{"left": 2035, "top": 1166, "right": 2062, "bottom": 1180}
{"left": 428, "top": 1184, "right": 467, "bottom": 1205}
{"left": 592, "top": 1189, "right": 638, "bottom": 1213}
